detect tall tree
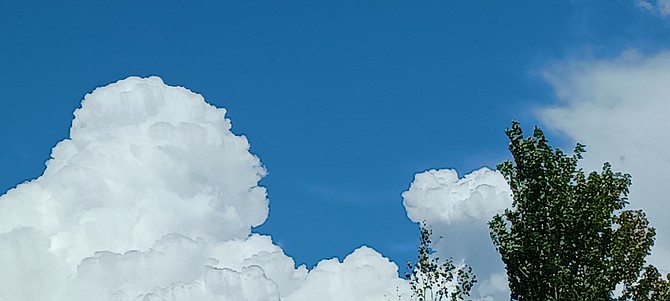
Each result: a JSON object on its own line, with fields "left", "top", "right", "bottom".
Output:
{"left": 489, "top": 121, "right": 660, "bottom": 300}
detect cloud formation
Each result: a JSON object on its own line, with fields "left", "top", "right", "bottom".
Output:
{"left": 540, "top": 50, "right": 670, "bottom": 272}
{"left": 0, "top": 77, "right": 408, "bottom": 300}
{"left": 402, "top": 168, "right": 512, "bottom": 301}
{"left": 403, "top": 168, "right": 512, "bottom": 225}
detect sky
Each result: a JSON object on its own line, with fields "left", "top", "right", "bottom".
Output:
{"left": 1, "top": 1, "right": 670, "bottom": 300}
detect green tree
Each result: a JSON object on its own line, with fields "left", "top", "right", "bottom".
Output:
{"left": 489, "top": 121, "right": 662, "bottom": 301}
{"left": 622, "top": 265, "right": 670, "bottom": 301}
{"left": 405, "top": 221, "right": 476, "bottom": 301}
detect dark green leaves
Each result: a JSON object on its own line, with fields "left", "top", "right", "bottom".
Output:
{"left": 489, "top": 121, "right": 659, "bottom": 301}
{"left": 622, "top": 265, "right": 670, "bottom": 301}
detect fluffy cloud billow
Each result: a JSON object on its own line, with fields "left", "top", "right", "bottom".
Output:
{"left": 0, "top": 77, "right": 409, "bottom": 301}
{"left": 403, "top": 168, "right": 512, "bottom": 225}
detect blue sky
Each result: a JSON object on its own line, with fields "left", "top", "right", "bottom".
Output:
{"left": 2, "top": 0, "right": 670, "bottom": 281}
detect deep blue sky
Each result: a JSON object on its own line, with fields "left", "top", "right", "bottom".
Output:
{"left": 2, "top": 0, "right": 670, "bottom": 271}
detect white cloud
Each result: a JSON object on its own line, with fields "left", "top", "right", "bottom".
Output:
{"left": 60, "top": 234, "right": 282, "bottom": 301}
{"left": 284, "top": 247, "right": 411, "bottom": 301}
{"left": 402, "top": 168, "right": 512, "bottom": 301}
{"left": 476, "top": 272, "right": 508, "bottom": 299}
{"left": 540, "top": 50, "right": 670, "bottom": 272}
{"left": 0, "top": 77, "right": 410, "bottom": 301}
{"left": 402, "top": 168, "right": 512, "bottom": 225}
{"left": 1, "top": 76, "right": 269, "bottom": 264}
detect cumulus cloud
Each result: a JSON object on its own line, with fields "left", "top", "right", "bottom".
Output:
{"left": 284, "top": 247, "right": 411, "bottom": 301}
{"left": 540, "top": 50, "right": 670, "bottom": 272}
{"left": 402, "top": 168, "right": 512, "bottom": 301}
{"left": 403, "top": 168, "right": 512, "bottom": 225}
{"left": 0, "top": 77, "right": 409, "bottom": 300}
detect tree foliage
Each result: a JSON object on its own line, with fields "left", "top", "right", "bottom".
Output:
{"left": 622, "top": 265, "right": 670, "bottom": 301}
{"left": 489, "top": 121, "right": 665, "bottom": 301}
{"left": 406, "top": 222, "right": 476, "bottom": 301}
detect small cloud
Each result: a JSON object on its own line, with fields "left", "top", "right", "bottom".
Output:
{"left": 635, "top": 0, "right": 670, "bottom": 16}
{"left": 402, "top": 167, "right": 512, "bottom": 225}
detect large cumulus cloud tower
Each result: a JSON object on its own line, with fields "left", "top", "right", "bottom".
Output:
{"left": 0, "top": 77, "right": 408, "bottom": 301}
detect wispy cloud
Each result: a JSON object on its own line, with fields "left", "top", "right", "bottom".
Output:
{"left": 635, "top": 0, "right": 670, "bottom": 16}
